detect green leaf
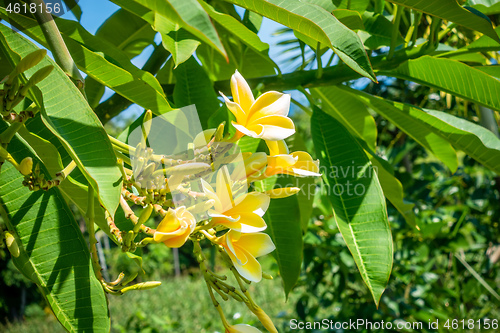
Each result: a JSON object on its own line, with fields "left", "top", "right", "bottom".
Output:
{"left": 311, "top": 86, "right": 377, "bottom": 151}
{"left": 333, "top": 9, "right": 365, "bottom": 30}
{"left": 343, "top": 86, "right": 458, "bottom": 172}
{"left": 384, "top": 56, "right": 500, "bottom": 112}
{"left": 196, "top": 41, "right": 277, "bottom": 81}
{"left": 333, "top": 0, "right": 370, "bottom": 12}
{"left": 466, "top": 0, "right": 500, "bottom": 15}
{"left": 288, "top": 132, "right": 316, "bottom": 232}
{"left": 263, "top": 176, "right": 303, "bottom": 297}
{"left": 132, "top": 0, "right": 227, "bottom": 59}
{"left": 358, "top": 12, "right": 404, "bottom": 50}
{"left": 475, "top": 64, "right": 500, "bottom": 78}
{"left": 0, "top": 8, "right": 173, "bottom": 115}
{"left": 0, "top": 25, "right": 122, "bottom": 215}
{"left": 96, "top": 8, "right": 157, "bottom": 59}
{"left": 17, "top": 120, "right": 115, "bottom": 242}
{"left": 0, "top": 127, "right": 110, "bottom": 333}
{"left": 350, "top": 90, "right": 500, "bottom": 174}
{"left": 173, "top": 57, "right": 221, "bottom": 128}
{"left": 380, "top": 101, "right": 500, "bottom": 174}
{"left": 386, "top": 0, "right": 500, "bottom": 42}
{"left": 224, "top": 0, "right": 376, "bottom": 81}
{"left": 155, "top": 15, "right": 201, "bottom": 67}
{"left": 311, "top": 107, "right": 393, "bottom": 305}
{"left": 370, "top": 157, "right": 417, "bottom": 229}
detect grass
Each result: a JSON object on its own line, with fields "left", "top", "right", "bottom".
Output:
{"left": 0, "top": 269, "right": 299, "bottom": 333}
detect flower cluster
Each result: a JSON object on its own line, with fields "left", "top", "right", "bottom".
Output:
{"left": 110, "top": 71, "right": 321, "bottom": 332}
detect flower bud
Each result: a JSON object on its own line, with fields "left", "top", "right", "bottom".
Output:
{"left": 164, "top": 162, "right": 210, "bottom": 176}
{"left": 187, "top": 199, "right": 215, "bottom": 214}
{"left": 12, "top": 49, "right": 47, "bottom": 78}
{"left": 252, "top": 307, "right": 278, "bottom": 333}
{"left": 226, "top": 324, "right": 262, "bottom": 333}
{"left": 19, "top": 157, "right": 33, "bottom": 176}
{"left": 264, "top": 187, "right": 300, "bottom": 198}
{"left": 141, "top": 110, "right": 153, "bottom": 144}
{"left": 121, "top": 281, "right": 161, "bottom": 293}
{"left": 193, "top": 129, "right": 216, "bottom": 148}
{"left": 4, "top": 231, "right": 20, "bottom": 258}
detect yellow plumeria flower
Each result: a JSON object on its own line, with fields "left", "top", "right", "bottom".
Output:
{"left": 232, "top": 152, "right": 268, "bottom": 183}
{"left": 153, "top": 206, "right": 196, "bottom": 248}
{"left": 225, "top": 324, "right": 262, "bottom": 333}
{"left": 265, "top": 140, "right": 321, "bottom": 177}
{"left": 202, "top": 166, "right": 270, "bottom": 233}
{"left": 220, "top": 230, "right": 275, "bottom": 282}
{"left": 221, "top": 70, "right": 295, "bottom": 141}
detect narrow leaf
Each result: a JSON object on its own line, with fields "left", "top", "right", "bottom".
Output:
{"left": 383, "top": 56, "right": 500, "bottom": 112}
{"left": 264, "top": 176, "right": 303, "bottom": 297}
{"left": 386, "top": 0, "right": 500, "bottom": 42}
{"left": 311, "top": 107, "right": 393, "bottom": 305}
{"left": 0, "top": 129, "right": 110, "bottom": 333}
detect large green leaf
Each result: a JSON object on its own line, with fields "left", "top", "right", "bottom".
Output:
{"left": 131, "top": 0, "right": 227, "bottom": 58}
{"left": 155, "top": 14, "right": 201, "bottom": 67}
{"left": 196, "top": 41, "right": 277, "bottom": 81}
{"left": 0, "top": 127, "right": 110, "bottom": 333}
{"left": 467, "top": 0, "right": 500, "bottom": 15}
{"left": 223, "top": 0, "right": 376, "bottom": 81}
{"left": 288, "top": 131, "right": 316, "bottom": 233}
{"left": 311, "top": 107, "right": 393, "bottom": 305}
{"left": 370, "top": 157, "right": 417, "bottom": 229}
{"left": 17, "top": 121, "right": 114, "bottom": 241}
{"left": 0, "top": 9, "right": 172, "bottom": 115}
{"left": 173, "top": 57, "right": 221, "bottom": 128}
{"left": 311, "top": 86, "right": 377, "bottom": 151}
{"left": 0, "top": 25, "right": 122, "bottom": 215}
{"left": 364, "top": 99, "right": 500, "bottom": 174}
{"left": 343, "top": 86, "right": 458, "bottom": 172}
{"left": 386, "top": 0, "right": 500, "bottom": 42}
{"left": 358, "top": 12, "right": 404, "bottom": 50}
{"left": 96, "top": 8, "right": 157, "bottom": 59}
{"left": 263, "top": 176, "right": 303, "bottom": 297}
{"left": 382, "top": 56, "right": 500, "bottom": 112}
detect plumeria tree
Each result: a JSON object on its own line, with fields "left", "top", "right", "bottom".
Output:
{"left": 1, "top": 0, "right": 500, "bottom": 332}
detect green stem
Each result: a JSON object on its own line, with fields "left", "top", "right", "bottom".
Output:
{"left": 388, "top": 5, "right": 404, "bottom": 60}
{"left": 30, "top": 0, "right": 84, "bottom": 93}
{"left": 315, "top": 42, "right": 323, "bottom": 79}
{"left": 162, "top": 43, "right": 428, "bottom": 96}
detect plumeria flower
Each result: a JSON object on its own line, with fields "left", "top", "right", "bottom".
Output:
{"left": 264, "top": 140, "right": 321, "bottom": 177}
{"left": 225, "top": 324, "right": 262, "bottom": 333}
{"left": 219, "top": 230, "right": 275, "bottom": 282}
{"left": 232, "top": 152, "right": 268, "bottom": 183}
{"left": 201, "top": 166, "right": 270, "bottom": 233}
{"left": 153, "top": 206, "right": 196, "bottom": 248}
{"left": 220, "top": 70, "right": 295, "bottom": 141}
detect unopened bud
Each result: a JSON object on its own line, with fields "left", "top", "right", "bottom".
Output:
{"left": 187, "top": 199, "right": 215, "bottom": 214}
{"left": 165, "top": 162, "right": 210, "bottom": 176}
{"left": 141, "top": 110, "right": 153, "bottom": 143}
{"left": 121, "top": 281, "right": 162, "bottom": 293}
{"left": 25, "top": 66, "right": 53, "bottom": 89}
{"left": 264, "top": 187, "right": 300, "bottom": 198}
{"left": 252, "top": 307, "right": 278, "bottom": 333}
{"left": 215, "top": 122, "right": 225, "bottom": 142}
{"left": 262, "top": 272, "right": 273, "bottom": 280}
{"left": 9, "top": 50, "right": 47, "bottom": 83}
{"left": 19, "top": 157, "right": 33, "bottom": 176}
{"left": 4, "top": 231, "right": 20, "bottom": 258}
{"left": 193, "top": 129, "right": 216, "bottom": 148}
